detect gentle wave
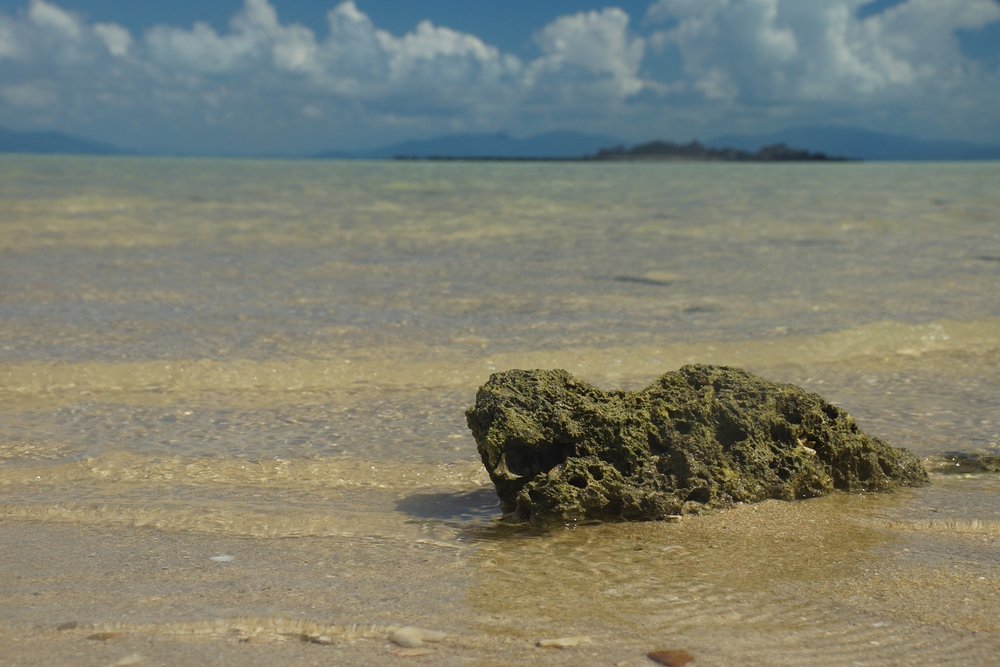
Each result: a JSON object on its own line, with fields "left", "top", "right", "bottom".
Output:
{"left": 3, "top": 317, "right": 996, "bottom": 404}
{"left": 0, "top": 501, "right": 478, "bottom": 543}
{"left": 0, "top": 451, "right": 492, "bottom": 539}
{"left": 0, "top": 450, "right": 488, "bottom": 491}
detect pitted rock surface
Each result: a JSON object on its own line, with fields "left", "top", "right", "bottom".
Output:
{"left": 466, "top": 365, "right": 928, "bottom": 524}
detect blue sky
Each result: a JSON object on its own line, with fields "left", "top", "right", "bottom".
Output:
{"left": 1, "top": 0, "right": 998, "bottom": 155}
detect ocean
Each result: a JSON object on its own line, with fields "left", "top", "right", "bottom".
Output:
{"left": 1, "top": 155, "right": 998, "bottom": 665}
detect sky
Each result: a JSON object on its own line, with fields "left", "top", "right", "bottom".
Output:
{"left": 1, "top": 0, "right": 998, "bottom": 155}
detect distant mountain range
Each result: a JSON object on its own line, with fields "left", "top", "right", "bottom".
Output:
{"left": 3, "top": 124, "right": 998, "bottom": 161}
{"left": 709, "top": 126, "right": 1000, "bottom": 161}
{"left": 0, "top": 127, "right": 124, "bottom": 155}
{"left": 319, "top": 126, "right": 1000, "bottom": 161}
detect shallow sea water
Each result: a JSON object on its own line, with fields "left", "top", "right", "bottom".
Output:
{"left": 1, "top": 156, "right": 998, "bottom": 665}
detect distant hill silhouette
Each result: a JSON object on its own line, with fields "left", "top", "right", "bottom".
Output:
{"left": 315, "top": 130, "right": 623, "bottom": 160}
{"left": 5, "top": 124, "right": 996, "bottom": 161}
{"left": 710, "top": 126, "right": 1000, "bottom": 161}
{"left": 587, "top": 139, "right": 842, "bottom": 162}
{"left": 0, "top": 127, "right": 124, "bottom": 155}
{"left": 322, "top": 126, "right": 999, "bottom": 162}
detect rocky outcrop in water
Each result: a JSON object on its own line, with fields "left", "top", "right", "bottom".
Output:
{"left": 466, "top": 365, "right": 928, "bottom": 524}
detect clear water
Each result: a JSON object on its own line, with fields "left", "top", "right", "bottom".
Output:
{"left": 1, "top": 156, "right": 998, "bottom": 665}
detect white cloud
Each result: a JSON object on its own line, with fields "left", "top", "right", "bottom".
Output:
{"left": 28, "top": 0, "right": 81, "bottom": 41}
{"left": 271, "top": 24, "right": 316, "bottom": 72}
{"left": 145, "top": 0, "right": 318, "bottom": 77}
{"left": 646, "top": 0, "right": 1000, "bottom": 104}
{"left": 93, "top": 23, "right": 132, "bottom": 57}
{"left": 381, "top": 20, "right": 522, "bottom": 111}
{"left": 529, "top": 8, "right": 646, "bottom": 99}
{"left": 140, "top": 0, "right": 521, "bottom": 117}
{"left": 313, "top": 1, "right": 522, "bottom": 114}
{"left": 0, "top": 0, "right": 997, "bottom": 152}
{"left": 0, "top": 0, "right": 132, "bottom": 65}
{"left": 321, "top": 1, "right": 389, "bottom": 89}
{"left": 146, "top": 18, "right": 260, "bottom": 75}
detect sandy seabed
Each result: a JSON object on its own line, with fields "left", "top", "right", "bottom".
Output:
{"left": 2, "top": 158, "right": 999, "bottom": 666}
{"left": 2, "top": 473, "right": 998, "bottom": 667}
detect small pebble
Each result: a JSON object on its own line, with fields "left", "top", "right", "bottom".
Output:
{"left": 56, "top": 621, "right": 78, "bottom": 631}
{"left": 209, "top": 555, "right": 234, "bottom": 563}
{"left": 537, "top": 636, "right": 592, "bottom": 648}
{"left": 389, "top": 627, "right": 446, "bottom": 648}
{"left": 112, "top": 654, "right": 144, "bottom": 666}
{"left": 86, "top": 632, "right": 125, "bottom": 641}
{"left": 389, "top": 628, "right": 424, "bottom": 648}
{"left": 648, "top": 649, "right": 695, "bottom": 666}
{"left": 310, "top": 635, "right": 333, "bottom": 645}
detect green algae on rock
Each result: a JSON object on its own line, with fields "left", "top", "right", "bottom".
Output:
{"left": 466, "top": 365, "right": 928, "bottom": 524}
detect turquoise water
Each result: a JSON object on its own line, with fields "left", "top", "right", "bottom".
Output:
{"left": 1, "top": 156, "right": 998, "bottom": 665}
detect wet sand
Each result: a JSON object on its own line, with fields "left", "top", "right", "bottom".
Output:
{"left": 2, "top": 472, "right": 998, "bottom": 666}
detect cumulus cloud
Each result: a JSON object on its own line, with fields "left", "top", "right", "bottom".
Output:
{"left": 0, "top": 0, "right": 997, "bottom": 152}
{"left": 529, "top": 8, "right": 646, "bottom": 100}
{"left": 315, "top": 2, "right": 522, "bottom": 111}
{"left": 645, "top": 0, "right": 1000, "bottom": 104}
{"left": 27, "top": 0, "right": 80, "bottom": 41}
{"left": 0, "top": 0, "right": 142, "bottom": 121}
{"left": 139, "top": 0, "right": 523, "bottom": 121}
{"left": 146, "top": 0, "right": 282, "bottom": 75}
{"left": 93, "top": 23, "right": 132, "bottom": 57}
{"left": 0, "top": 0, "right": 138, "bottom": 65}
{"left": 0, "top": 0, "right": 640, "bottom": 133}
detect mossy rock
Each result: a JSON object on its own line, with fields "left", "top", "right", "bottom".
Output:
{"left": 466, "top": 365, "right": 928, "bottom": 524}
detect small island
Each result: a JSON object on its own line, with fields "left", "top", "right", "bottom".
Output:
{"left": 394, "top": 138, "right": 846, "bottom": 162}
{"left": 585, "top": 139, "right": 843, "bottom": 162}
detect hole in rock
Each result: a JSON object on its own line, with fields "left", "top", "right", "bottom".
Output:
{"left": 504, "top": 447, "right": 537, "bottom": 476}
{"left": 770, "top": 422, "right": 793, "bottom": 443}
{"left": 715, "top": 419, "right": 746, "bottom": 447}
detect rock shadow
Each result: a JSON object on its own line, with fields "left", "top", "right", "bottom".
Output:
{"left": 396, "top": 487, "right": 501, "bottom": 523}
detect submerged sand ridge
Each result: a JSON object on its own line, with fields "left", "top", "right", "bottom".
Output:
{"left": 468, "top": 365, "right": 927, "bottom": 523}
